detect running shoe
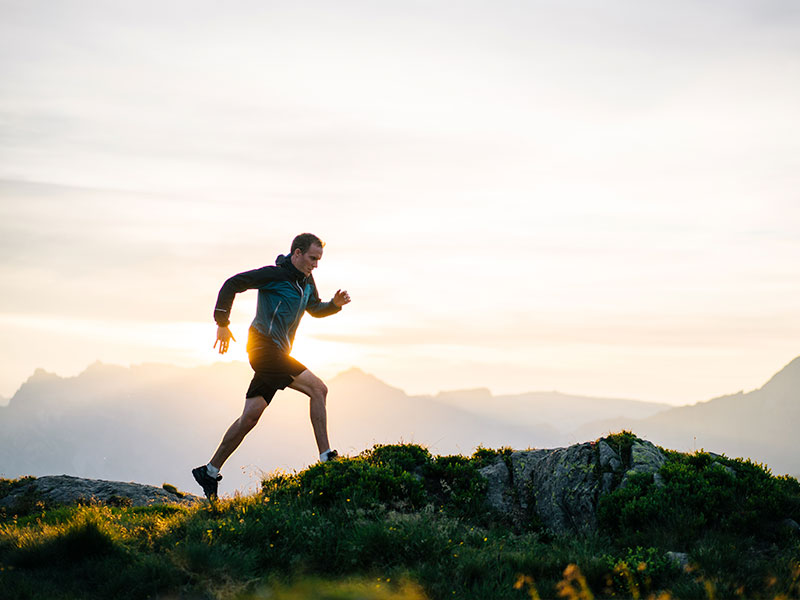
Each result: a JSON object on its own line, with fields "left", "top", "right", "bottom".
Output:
{"left": 192, "top": 465, "right": 222, "bottom": 500}
{"left": 321, "top": 449, "right": 338, "bottom": 462}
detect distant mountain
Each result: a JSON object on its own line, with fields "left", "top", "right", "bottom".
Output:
{"left": 574, "top": 356, "right": 800, "bottom": 476}
{"left": 328, "top": 367, "right": 563, "bottom": 454}
{"left": 432, "top": 387, "right": 670, "bottom": 435}
{"left": 0, "top": 361, "right": 263, "bottom": 493}
{"left": 0, "top": 363, "right": 559, "bottom": 495}
{"left": 2, "top": 356, "right": 798, "bottom": 498}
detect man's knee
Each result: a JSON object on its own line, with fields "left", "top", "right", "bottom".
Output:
{"left": 240, "top": 411, "right": 261, "bottom": 431}
{"left": 290, "top": 370, "right": 328, "bottom": 400}
{"left": 314, "top": 380, "right": 328, "bottom": 399}
{"left": 240, "top": 397, "right": 266, "bottom": 430}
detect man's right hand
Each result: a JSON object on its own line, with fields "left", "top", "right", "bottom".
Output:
{"left": 214, "top": 326, "right": 236, "bottom": 354}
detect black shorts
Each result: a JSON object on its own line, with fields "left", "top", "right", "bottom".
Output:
{"left": 245, "top": 329, "right": 306, "bottom": 404}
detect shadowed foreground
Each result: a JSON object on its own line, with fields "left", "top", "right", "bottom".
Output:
{"left": 1, "top": 434, "right": 799, "bottom": 599}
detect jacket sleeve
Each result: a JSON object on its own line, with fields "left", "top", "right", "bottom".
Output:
{"left": 213, "top": 266, "right": 279, "bottom": 327}
{"left": 305, "top": 276, "right": 342, "bottom": 318}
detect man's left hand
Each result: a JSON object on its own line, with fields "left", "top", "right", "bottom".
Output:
{"left": 333, "top": 289, "right": 351, "bottom": 307}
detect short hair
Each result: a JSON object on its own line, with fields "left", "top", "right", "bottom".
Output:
{"left": 291, "top": 233, "right": 325, "bottom": 254}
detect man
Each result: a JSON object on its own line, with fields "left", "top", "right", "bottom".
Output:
{"left": 192, "top": 233, "right": 351, "bottom": 500}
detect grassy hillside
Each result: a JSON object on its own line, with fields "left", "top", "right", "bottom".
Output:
{"left": 1, "top": 435, "right": 800, "bottom": 599}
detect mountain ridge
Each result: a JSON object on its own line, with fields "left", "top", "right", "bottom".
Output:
{"left": 2, "top": 355, "right": 798, "bottom": 496}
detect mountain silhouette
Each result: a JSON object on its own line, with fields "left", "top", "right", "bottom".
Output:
{"left": 1, "top": 356, "right": 798, "bottom": 498}
{"left": 574, "top": 356, "right": 800, "bottom": 476}
{"left": 0, "top": 363, "right": 559, "bottom": 494}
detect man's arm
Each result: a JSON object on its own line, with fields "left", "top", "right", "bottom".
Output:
{"left": 213, "top": 266, "right": 278, "bottom": 327}
{"left": 305, "top": 277, "right": 351, "bottom": 318}
{"left": 212, "top": 266, "right": 279, "bottom": 354}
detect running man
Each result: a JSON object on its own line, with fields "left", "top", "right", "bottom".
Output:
{"left": 192, "top": 233, "right": 351, "bottom": 500}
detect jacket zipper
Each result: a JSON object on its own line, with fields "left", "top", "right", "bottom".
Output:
{"left": 289, "top": 281, "right": 305, "bottom": 331}
{"left": 268, "top": 300, "right": 282, "bottom": 335}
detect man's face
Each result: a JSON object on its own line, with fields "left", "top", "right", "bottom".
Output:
{"left": 291, "top": 243, "right": 323, "bottom": 276}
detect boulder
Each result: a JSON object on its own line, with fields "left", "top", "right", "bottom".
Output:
{"left": 478, "top": 459, "right": 513, "bottom": 513}
{"left": 598, "top": 441, "right": 622, "bottom": 471}
{"left": 0, "top": 475, "right": 201, "bottom": 510}
{"left": 480, "top": 436, "right": 668, "bottom": 534}
{"left": 620, "top": 440, "right": 667, "bottom": 488}
{"left": 512, "top": 443, "right": 599, "bottom": 533}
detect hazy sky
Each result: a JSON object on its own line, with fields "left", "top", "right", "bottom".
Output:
{"left": 1, "top": 0, "right": 799, "bottom": 405}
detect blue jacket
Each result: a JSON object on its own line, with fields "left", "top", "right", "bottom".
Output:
{"left": 214, "top": 254, "right": 341, "bottom": 353}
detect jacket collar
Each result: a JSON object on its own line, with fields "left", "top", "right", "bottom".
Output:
{"left": 276, "top": 253, "right": 306, "bottom": 282}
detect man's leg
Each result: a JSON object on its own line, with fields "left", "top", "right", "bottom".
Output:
{"left": 209, "top": 395, "right": 269, "bottom": 469}
{"left": 288, "top": 370, "right": 330, "bottom": 454}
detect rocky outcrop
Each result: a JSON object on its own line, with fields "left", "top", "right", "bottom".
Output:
{"left": 0, "top": 475, "right": 201, "bottom": 511}
{"left": 480, "top": 435, "right": 667, "bottom": 533}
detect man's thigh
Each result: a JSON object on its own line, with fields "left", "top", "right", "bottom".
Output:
{"left": 288, "top": 369, "right": 325, "bottom": 397}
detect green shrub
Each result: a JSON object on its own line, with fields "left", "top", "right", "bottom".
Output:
{"left": 471, "top": 446, "right": 513, "bottom": 469}
{"left": 365, "top": 444, "right": 432, "bottom": 473}
{"left": 424, "top": 455, "right": 487, "bottom": 519}
{"left": 598, "top": 450, "right": 800, "bottom": 549}
{"left": 293, "top": 457, "right": 427, "bottom": 510}
{"left": 161, "top": 482, "right": 185, "bottom": 498}
{"left": 0, "top": 477, "right": 47, "bottom": 520}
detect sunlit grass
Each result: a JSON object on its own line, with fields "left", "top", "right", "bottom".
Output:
{"left": 1, "top": 440, "right": 800, "bottom": 599}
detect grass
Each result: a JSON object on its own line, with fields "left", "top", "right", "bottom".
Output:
{"left": 1, "top": 437, "right": 800, "bottom": 599}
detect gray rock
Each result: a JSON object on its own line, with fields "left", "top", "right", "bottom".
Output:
{"left": 631, "top": 440, "right": 667, "bottom": 472}
{"left": 513, "top": 443, "right": 599, "bottom": 533}
{"left": 598, "top": 441, "right": 622, "bottom": 472}
{"left": 601, "top": 472, "right": 616, "bottom": 495}
{"left": 0, "top": 475, "right": 201, "bottom": 509}
{"left": 509, "top": 449, "right": 550, "bottom": 509}
{"left": 478, "top": 436, "right": 673, "bottom": 534}
{"left": 478, "top": 459, "right": 513, "bottom": 513}
{"left": 621, "top": 441, "right": 667, "bottom": 488}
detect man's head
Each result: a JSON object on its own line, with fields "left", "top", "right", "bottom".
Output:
{"left": 290, "top": 233, "right": 324, "bottom": 276}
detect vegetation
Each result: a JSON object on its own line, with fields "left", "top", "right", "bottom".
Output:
{"left": 1, "top": 437, "right": 800, "bottom": 599}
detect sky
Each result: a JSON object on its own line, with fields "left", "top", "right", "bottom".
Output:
{"left": 1, "top": 0, "right": 798, "bottom": 406}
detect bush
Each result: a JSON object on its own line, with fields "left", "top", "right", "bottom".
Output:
{"left": 598, "top": 450, "right": 800, "bottom": 549}
{"left": 291, "top": 454, "right": 428, "bottom": 510}
{"left": 262, "top": 444, "right": 487, "bottom": 516}
{"left": 424, "top": 455, "right": 487, "bottom": 519}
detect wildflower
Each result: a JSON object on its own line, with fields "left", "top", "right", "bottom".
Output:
{"left": 514, "top": 575, "right": 534, "bottom": 589}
